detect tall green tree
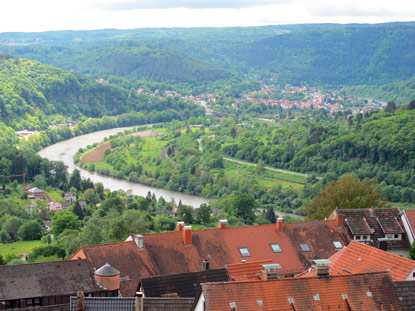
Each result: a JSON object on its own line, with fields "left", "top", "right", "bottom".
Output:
{"left": 230, "top": 193, "right": 257, "bottom": 223}
{"left": 304, "top": 174, "right": 389, "bottom": 220}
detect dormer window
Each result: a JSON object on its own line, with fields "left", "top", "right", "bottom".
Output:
{"left": 300, "top": 243, "right": 311, "bottom": 252}
{"left": 270, "top": 243, "right": 282, "bottom": 253}
{"left": 238, "top": 247, "right": 251, "bottom": 257}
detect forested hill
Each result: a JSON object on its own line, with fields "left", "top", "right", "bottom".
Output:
{"left": 0, "top": 52, "right": 205, "bottom": 131}
{"left": 1, "top": 42, "right": 234, "bottom": 85}
{"left": 0, "top": 53, "right": 134, "bottom": 126}
{"left": 2, "top": 23, "right": 415, "bottom": 90}
{"left": 343, "top": 77, "right": 415, "bottom": 105}
{"left": 235, "top": 23, "right": 415, "bottom": 86}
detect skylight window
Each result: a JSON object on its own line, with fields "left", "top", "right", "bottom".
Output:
{"left": 300, "top": 243, "right": 311, "bottom": 252}
{"left": 270, "top": 243, "right": 282, "bottom": 253}
{"left": 238, "top": 247, "right": 251, "bottom": 257}
{"left": 333, "top": 241, "right": 343, "bottom": 249}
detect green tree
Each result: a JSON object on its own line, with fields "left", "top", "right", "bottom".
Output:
{"left": 52, "top": 210, "right": 81, "bottom": 237}
{"left": 27, "top": 245, "right": 65, "bottom": 262}
{"left": 0, "top": 229, "right": 11, "bottom": 243}
{"left": 17, "top": 219, "right": 45, "bottom": 240}
{"left": 69, "top": 169, "right": 82, "bottom": 191}
{"left": 408, "top": 100, "right": 415, "bottom": 110}
{"left": 304, "top": 174, "right": 388, "bottom": 220}
{"left": 197, "top": 203, "right": 212, "bottom": 224}
{"left": 230, "top": 193, "right": 257, "bottom": 223}
{"left": 3, "top": 216, "right": 25, "bottom": 238}
{"left": 265, "top": 206, "right": 277, "bottom": 224}
{"left": 410, "top": 242, "right": 415, "bottom": 260}
{"left": 384, "top": 101, "right": 397, "bottom": 113}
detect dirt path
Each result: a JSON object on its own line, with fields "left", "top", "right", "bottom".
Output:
{"left": 223, "top": 157, "right": 321, "bottom": 180}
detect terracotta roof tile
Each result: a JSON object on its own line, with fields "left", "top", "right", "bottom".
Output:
{"left": 71, "top": 220, "right": 350, "bottom": 296}
{"left": 226, "top": 259, "right": 272, "bottom": 281}
{"left": 402, "top": 210, "right": 415, "bottom": 240}
{"left": 196, "top": 272, "right": 401, "bottom": 311}
{"left": 336, "top": 208, "right": 404, "bottom": 236}
{"left": 327, "top": 241, "right": 415, "bottom": 280}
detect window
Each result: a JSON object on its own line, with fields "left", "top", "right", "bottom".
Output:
{"left": 333, "top": 241, "right": 343, "bottom": 249}
{"left": 300, "top": 243, "right": 311, "bottom": 252}
{"left": 238, "top": 247, "right": 251, "bottom": 257}
{"left": 355, "top": 235, "right": 361, "bottom": 240}
{"left": 386, "top": 234, "right": 393, "bottom": 239}
{"left": 270, "top": 243, "right": 282, "bottom": 253}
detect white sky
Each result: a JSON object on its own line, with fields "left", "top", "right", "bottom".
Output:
{"left": 0, "top": 0, "right": 414, "bottom": 33}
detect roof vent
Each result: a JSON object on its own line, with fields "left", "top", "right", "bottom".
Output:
{"left": 261, "top": 263, "right": 281, "bottom": 280}
{"left": 288, "top": 298, "right": 295, "bottom": 304}
{"left": 314, "top": 293, "right": 320, "bottom": 301}
{"left": 366, "top": 291, "right": 373, "bottom": 297}
{"left": 230, "top": 301, "right": 237, "bottom": 310}
{"left": 342, "top": 294, "right": 348, "bottom": 300}
{"left": 202, "top": 259, "right": 210, "bottom": 271}
{"left": 257, "top": 300, "right": 263, "bottom": 307}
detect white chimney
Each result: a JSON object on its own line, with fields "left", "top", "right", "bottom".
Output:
{"left": 134, "top": 234, "right": 144, "bottom": 250}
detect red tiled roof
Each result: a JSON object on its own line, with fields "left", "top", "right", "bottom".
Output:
{"left": 327, "top": 241, "right": 415, "bottom": 281}
{"left": 195, "top": 272, "right": 401, "bottom": 311}
{"left": 402, "top": 210, "right": 415, "bottom": 240}
{"left": 226, "top": 259, "right": 272, "bottom": 281}
{"left": 71, "top": 220, "right": 350, "bottom": 296}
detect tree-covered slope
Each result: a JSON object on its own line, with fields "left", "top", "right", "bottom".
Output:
{"left": 234, "top": 23, "right": 415, "bottom": 86}
{"left": 0, "top": 53, "right": 134, "bottom": 125}
{"left": 343, "top": 77, "right": 415, "bottom": 105}
{"left": 0, "top": 52, "right": 205, "bottom": 131}
{"left": 2, "top": 42, "right": 233, "bottom": 85}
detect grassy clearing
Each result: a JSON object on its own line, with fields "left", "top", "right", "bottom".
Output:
{"left": 0, "top": 240, "right": 42, "bottom": 257}
{"left": 390, "top": 202, "right": 415, "bottom": 210}
{"left": 224, "top": 161, "right": 304, "bottom": 189}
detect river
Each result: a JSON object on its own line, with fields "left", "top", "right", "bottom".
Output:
{"left": 37, "top": 126, "right": 209, "bottom": 208}
{"left": 37, "top": 126, "right": 304, "bottom": 219}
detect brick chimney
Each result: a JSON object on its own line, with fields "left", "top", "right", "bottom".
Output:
{"left": 312, "top": 260, "right": 331, "bottom": 277}
{"left": 177, "top": 221, "right": 184, "bottom": 232}
{"left": 76, "top": 291, "right": 85, "bottom": 311}
{"left": 261, "top": 264, "right": 281, "bottom": 280}
{"left": 336, "top": 214, "right": 345, "bottom": 228}
{"left": 183, "top": 225, "right": 192, "bottom": 246}
{"left": 218, "top": 219, "right": 228, "bottom": 229}
{"left": 134, "top": 234, "right": 144, "bottom": 250}
{"left": 276, "top": 217, "right": 284, "bottom": 233}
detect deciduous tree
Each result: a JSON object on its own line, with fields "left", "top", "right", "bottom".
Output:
{"left": 304, "top": 174, "right": 388, "bottom": 220}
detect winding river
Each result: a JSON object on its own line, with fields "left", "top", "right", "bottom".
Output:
{"left": 38, "top": 126, "right": 304, "bottom": 219}
{"left": 38, "top": 126, "right": 209, "bottom": 207}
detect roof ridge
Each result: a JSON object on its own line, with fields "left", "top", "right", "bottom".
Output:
{"left": 203, "top": 271, "right": 391, "bottom": 286}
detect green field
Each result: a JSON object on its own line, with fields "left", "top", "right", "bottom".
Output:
{"left": 0, "top": 240, "right": 42, "bottom": 257}
{"left": 224, "top": 159, "right": 306, "bottom": 187}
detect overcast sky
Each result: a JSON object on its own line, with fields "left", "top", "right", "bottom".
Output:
{"left": 0, "top": 0, "right": 414, "bottom": 33}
